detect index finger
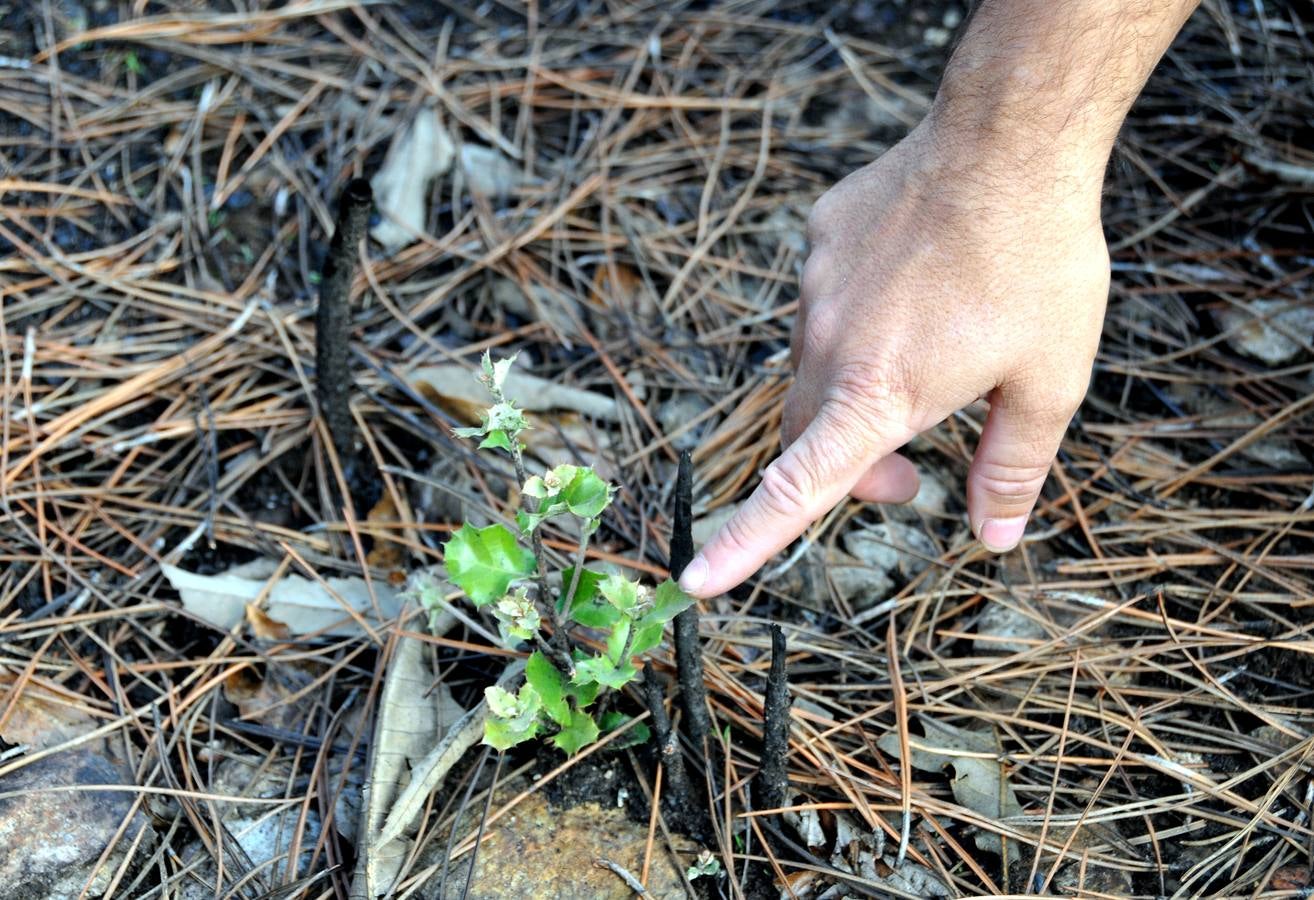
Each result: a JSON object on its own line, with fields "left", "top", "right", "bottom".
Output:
{"left": 679, "top": 402, "right": 910, "bottom": 598}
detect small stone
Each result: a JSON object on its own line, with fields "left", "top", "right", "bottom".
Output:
{"left": 824, "top": 548, "right": 895, "bottom": 608}
{"left": 923, "top": 26, "right": 952, "bottom": 47}
{"left": 657, "top": 393, "right": 708, "bottom": 451}
{"left": 909, "top": 468, "right": 952, "bottom": 516}
{"left": 843, "top": 522, "right": 937, "bottom": 581}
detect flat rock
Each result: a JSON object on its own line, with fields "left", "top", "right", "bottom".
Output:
{"left": 0, "top": 751, "right": 151, "bottom": 900}
{"left": 441, "top": 789, "right": 694, "bottom": 899}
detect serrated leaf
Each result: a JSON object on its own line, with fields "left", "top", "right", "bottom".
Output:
{"left": 552, "top": 709, "right": 600, "bottom": 755}
{"left": 565, "top": 669, "right": 600, "bottom": 708}
{"left": 561, "top": 468, "right": 611, "bottom": 519}
{"left": 573, "top": 656, "right": 636, "bottom": 690}
{"left": 648, "top": 580, "right": 693, "bottom": 624}
{"left": 606, "top": 617, "right": 632, "bottom": 665}
{"left": 491, "top": 355, "right": 516, "bottom": 388}
{"left": 599, "top": 711, "right": 651, "bottom": 748}
{"left": 564, "top": 569, "right": 619, "bottom": 627}
{"left": 525, "top": 651, "right": 570, "bottom": 727}
{"left": 484, "top": 714, "right": 539, "bottom": 751}
{"left": 479, "top": 429, "right": 513, "bottom": 451}
{"left": 598, "top": 574, "right": 640, "bottom": 613}
{"left": 443, "top": 523, "right": 536, "bottom": 607}
{"left": 627, "top": 619, "right": 664, "bottom": 657}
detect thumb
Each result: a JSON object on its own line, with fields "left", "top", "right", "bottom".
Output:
{"left": 680, "top": 402, "right": 909, "bottom": 598}
{"left": 967, "top": 386, "right": 1076, "bottom": 553}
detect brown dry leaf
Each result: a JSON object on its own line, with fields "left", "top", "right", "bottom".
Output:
{"left": 222, "top": 662, "right": 316, "bottom": 732}
{"left": 365, "top": 493, "right": 405, "bottom": 571}
{"left": 593, "top": 262, "right": 655, "bottom": 319}
{"left": 0, "top": 679, "right": 101, "bottom": 751}
{"left": 245, "top": 603, "right": 290, "bottom": 641}
{"left": 409, "top": 361, "right": 619, "bottom": 422}
{"left": 369, "top": 106, "right": 455, "bottom": 252}
{"left": 1270, "top": 866, "right": 1312, "bottom": 891}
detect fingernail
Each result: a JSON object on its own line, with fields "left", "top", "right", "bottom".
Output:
{"left": 980, "top": 516, "right": 1027, "bottom": 553}
{"left": 679, "top": 556, "right": 709, "bottom": 595}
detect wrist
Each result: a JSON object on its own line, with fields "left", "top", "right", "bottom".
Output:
{"left": 910, "top": 96, "right": 1111, "bottom": 215}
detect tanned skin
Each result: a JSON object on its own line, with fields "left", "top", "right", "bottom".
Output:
{"left": 680, "top": 1, "right": 1201, "bottom": 598}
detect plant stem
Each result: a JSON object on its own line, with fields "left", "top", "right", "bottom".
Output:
{"left": 316, "top": 178, "right": 372, "bottom": 460}
{"left": 561, "top": 519, "right": 593, "bottom": 619}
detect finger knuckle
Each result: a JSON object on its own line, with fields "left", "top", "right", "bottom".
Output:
{"left": 826, "top": 359, "right": 916, "bottom": 426}
{"left": 756, "top": 457, "right": 815, "bottom": 519}
{"left": 973, "top": 460, "right": 1049, "bottom": 506}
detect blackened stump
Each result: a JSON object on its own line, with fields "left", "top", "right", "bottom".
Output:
{"left": 316, "top": 178, "right": 373, "bottom": 459}
{"left": 671, "top": 450, "right": 712, "bottom": 752}
{"left": 756, "top": 623, "right": 791, "bottom": 812}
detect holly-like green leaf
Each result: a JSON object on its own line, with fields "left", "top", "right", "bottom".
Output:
{"left": 627, "top": 619, "right": 665, "bottom": 657}
{"left": 573, "top": 655, "right": 637, "bottom": 690}
{"left": 606, "top": 617, "right": 632, "bottom": 666}
{"left": 598, "top": 574, "right": 640, "bottom": 614}
{"left": 599, "top": 711, "right": 651, "bottom": 748}
{"left": 648, "top": 579, "right": 693, "bottom": 624}
{"left": 525, "top": 651, "right": 570, "bottom": 727}
{"left": 484, "top": 714, "right": 540, "bottom": 750}
{"left": 561, "top": 468, "right": 611, "bottom": 519}
{"left": 482, "top": 682, "right": 542, "bottom": 751}
{"left": 444, "top": 523, "right": 536, "bottom": 607}
{"left": 565, "top": 662, "right": 601, "bottom": 708}
{"left": 627, "top": 580, "right": 693, "bottom": 655}
{"left": 479, "top": 429, "right": 513, "bottom": 452}
{"left": 564, "top": 568, "right": 619, "bottom": 627}
{"left": 552, "top": 709, "right": 600, "bottom": 755}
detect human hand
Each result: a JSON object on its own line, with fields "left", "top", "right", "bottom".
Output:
{"left": 679, "top": 118, "right": 1111, "bottom": 598}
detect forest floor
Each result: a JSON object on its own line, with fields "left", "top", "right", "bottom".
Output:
{"left": 1, "top": 1, "right": 1313, "bottom": 898}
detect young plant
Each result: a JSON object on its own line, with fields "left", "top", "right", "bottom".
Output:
{"left": 436, "top": 353, "right": 692, "bottom": 754}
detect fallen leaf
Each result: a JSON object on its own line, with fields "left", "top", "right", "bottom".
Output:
{"left": 350, "top": 577, "right": 466, "bottom": 899}
{"left": 459, "top": 143, "right": 528, "bottom": 196}
{"left": 1270, "top": 866, "right": 1312, "bottom": 891}
{"left": 878, "top": 717, "right": 1024, "bottom": 860}
{"left": 369, "top": 107, "right": 455, "bottom": 252}
{"left": 409, "top": 361, "right": 619, "bottom": 421}
{"left": 246, "top": 603, "right": 290, "bottom": 641}
{"left": 365, "top": 493, "right": 405, "bottom": 572}
{"left": 162, "top": 560, "right": 402, "bottom": 637}
{"left": 0, "top": 679, "right": 101, "bottom": 751}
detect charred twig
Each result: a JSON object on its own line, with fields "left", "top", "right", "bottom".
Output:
{"left": 643, "top": 663, "right": 696, "bottom": 828}
{"left": 671, "top": 450, "right": 711, "bottom": 752}
{"left": 755, "top": 623, "right": 791, "bottom": 814}
{"left": 316, "top": 178, "right": 372, "bottom": 460}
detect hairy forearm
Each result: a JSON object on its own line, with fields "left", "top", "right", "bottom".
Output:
{"left": 930, "top": 0, "right": 1198, "bottom": 185}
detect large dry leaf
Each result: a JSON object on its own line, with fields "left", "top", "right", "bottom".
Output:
{"left": 459, "top": 143, "right": 529, "bottom": 196}
{"left": 878, "top": 717, "right": 1024, "bottom": 860}
{"left": 409, "top": 361, "right": 619, "bottom": 421}
{"left": 350, "top": 575, "right": 465, "bottom": 899}
{"left": 0, "top": 679, "right": 100, "bottom": 751}
{"left": 162, "top": 560, "right": 402, "bottom": 637}
{"left": 369, "top": 107, "right": 455, "bottom": 252}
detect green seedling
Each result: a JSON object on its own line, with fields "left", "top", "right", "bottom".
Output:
{"left": 431, "top": 352, "right": 693, "bottom": 753}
